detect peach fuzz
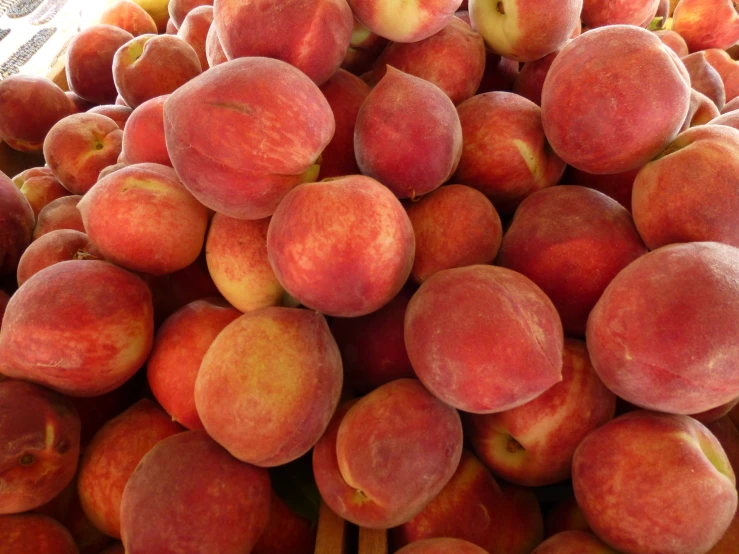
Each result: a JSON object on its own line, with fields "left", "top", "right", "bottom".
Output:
{"left": 407, "top": 184, "right": 502, "bottom": 283}
{"left": 587, "top": 242, "right": 739, "bottom": 414}
{"left": 632, "top": 125, "right": 739, "bottom": 249}
{"left": 14, "top": 167, "right": 69, "bottom": 217}
{"left": 66, "top": 25, "right": 134, "bottom": 105}
{"left": 120, "top": 95, "right": 170, "bottom": 166}
{"left": 453, "top": 92, "right": 565, "bottom": 214}
{"left": 0, "top": 170, "right": 35, "bottom": 275}
{"left": 673, "top": 0, "right": 739, "bottom": 52}
{"left": 0, "top": 260, "right": 153, "bottom": 397}
{"left": 573, "top": 411, "right": 737, "bottom": 554}
{"left": 498, "top": 186, "right": 646, "bottom": 336}
{"left": 78, "top": 399, "right": 183, "bottom": 538}
{"left": 205, "top": 23, "right": 227, "bottom": 67}
{"left": 355, "top": 67, "right": 463, "bottom": 199}
{"left": 313, "top": 380, "right": 463, "bottom": 529}
{"left": 112, "top": 34, "right": 202, "bottom": 109}
{"left": 541, "top": 25, "right": 690, "bottom": 174}
{"left": 390, "top": 450, "right": 543, "bottom": 553}
{"left": 544, "top": 496, "right": 591, "bottom": 537}
{"left": 43, "top": 113, "right": 123, "bottom": 195}
{"left": 78, "top": 163, "right": 209, "bottom": 276}
{"left": 0, "top": 380, "right": 80, "bottom": 514}
{"left": 681, "top": 89, "right": 721, "bottom": 131}
{"left": 195, "top": 307, "right": 343, "bottom": 466}
{"left": 120, "top": 430, "right": 271, "bottom": 554}
{"left": 512, "top": 48, "right": 561, "bottom": 106}
{"left": 205, "top": 215, "right": 286, "bottom": 313}
{"left": 330, "top": 287, "right": 415, "bottom": 394}
{"left": 17, "top": 229, "right": 102, "bottom": 286}
{"left": 469, "top": 0, "right": 581, "bottom": 62}
{"left": 33, "top": 195, "right": 84, "bottom": 240}
{"left": 87, "top": 105, "right": 133, "bottom": 129}
{"left": 466, "top": 339, "right": 616, "bottom": 487}
{"left": 99, "top": 0, "right": 158, "bottom": 36}
{"left": 215, "top": 0, "right": 353, "bottom": 86}
{"left": 0, "top": 514, "right": 78, "bottom": 554}
{"left": 163, "top": 57, "right": 334, "bottom": 219}
{"left": 318, "top": 69, "right": 371, "bottom": 180}
{"left": 341, "top": 18, "right": 389, "bottom": 75}
{"left": 267, "top": 175, "right": 415, "bottom": 317}
{"left": 580, "top": 0, "right": 659, "bottom": 28}
{"left": 169, "top": 0, "right": 212, "bottom": 28}
{"left": 147, "top": 298, "right": 240, "bottom": 430}
{"left": 655, "top": 29, "right": 689, "bottom": 57}
{"left": 395, "top": 538, "right": 488, "bottom": 554}
{"left": 682, "top": 51, "right": 726, "bottom": 110}
{"left": 531, "top": 531, "right": 618, "bottom": 553}
{"left": 370, "top": 17, "right": 486, "bottom": 105}
{"left": 347, "top": 0, "right": 462, "bottom": 42}
{"left": 405, "top": 264, "right": 563, "bottom": 414}
{"left": 177, "top": 6, "right": 213, "bottom": 70}
{"left": 252, "top": 493, "right": 315, "bottom": 554}
{"left": 0, "top": 75, "right": 70, "bottom": 152}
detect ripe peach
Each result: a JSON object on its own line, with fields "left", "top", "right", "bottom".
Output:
{"left": 681, "top": 88, "right": 721, "bottom": 131}
{"left": 347, "top": 0, "right": 462, "bottom": 43}
{"left": 581, "top": 0, "right": 659, "bottom": 28}
{"left": 513, "top": 48, "right": 561, "bottom": 106}
{"left": 0, "top": 514, "right": 78, "bottom": 554}
{"left": 169, "top": 0, "right": 212, "bottom": 28}
{"left": 99, "top": 0, "right": 158, "bottom": 36}
{"left": 395, "top": 538, "right": 488, "bottom": 554}
{"left": 0, "top": 170, "right": 35, "bottom": 275}
{"left": 562, "top": 166, "right": 639, "bottom": 212}
{"left": 655, "top": 29, "right": 689, "bottom": 57}
{"left": 13, "top": 166, "right": 69, "bottom": 217}
{"left": 33, "top": 196, "right": 84, "bottom": 240}
{"left": 531, "top": 531, "right": 618, "bottom": 553}
{"left": 120, "top": 95, "right": 170, "bottom": 166}
{"left": 65, "top": 92, "right": 94, "bottom": 114}
{"left": 341, "top": 17, "right": 389, "bottom": 75}
{"left": 673, "top": 0, "right": 739, "bottom": 52}
{"left": 205, "top": 23, "right": 227, "bottom": 67}
{"left": 87, "top": 105, "right": 133, "bottom": 129}
{"left": 177, "top": 6, "right": 213, "bottom": 70}
{"left": 17, "top": 229, "right": 102, "bottom": 286}
{"left": 682, "top": 51, "right": 726, "bottom": 110}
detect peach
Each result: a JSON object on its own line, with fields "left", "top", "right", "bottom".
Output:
{"left": 704, "top": 48, "right": 739, "bottom": 102}
{"left": 0, "top": 260, "right": 154, "bottom": 397}
{"left": 215, "top": 0, "right": 353, "bottom": 86}
{"left": 710, "top": 110, "right": 739, "bottom": 130}
{"left": 706, "top": 416, "right": 739, "bottom": 477}
{"left": 390, "top": 450, "right": 543, "bottom": 553}
{"left": 396, "top": 538, "right": 488, "bottom": 554}
{"left": 318, "top": 69, "right": 370, "bottom": 179}
{"left": 43, "top": 113, "right": 123, "bottom": 195}
{"left": 512, "top": 48, "right": 561, "bottom": 106}
{"left": 680, "top": 89, "right": 721, "bottom": 131}
{"left": 405, "top": 264, "right": 563, "bottom": 413}
{"left": 407, "top": 184, "right": 502, "bottom": 283}
{"left": 97, "top": 163, "right": 127, "bottom": 181}
{"left": 205, "top": 215, "right": 286, "bottom": 313}
{"left": 87, "top": 105, "right": 133, "bottom": 129}
{"left": 722, "top": 96, "right": 739, "bottom": 113}
{"left": 70, "top": 379, "right": 139, "bottom": 445}
{"left": 466, "top": 339, "right": 616, "bottom": 487}
{"left": 120, "top": 95, "right": 170, "bottom": 166}
{"left": 532, "top": 531, "right": 618, "bottom": 553}
{"left": 112, "top": 34, "right": 202, "bottom": 109}
{"left": 632, "top": 125, "right": 739, "bottom": 249}
{"left": 33, "top": 195, "right": 84, "bottom": 240}
{"left": 470, "top": 0, "right": 581, "bottom": 62}
{"left": 341, "top": 18, "right": 389, "bottom": 75}
{"left": 355, "top": 67, "right": 463, "bottom": 199}
{"left": 544, "top": 496, "right": 591, "bottom": 537}
{"left": 655, "top": 29, "right": 689, "bottom": 57}
{"left": 347, "top": 0, "right": 462, "bottom": 42}
{"left": 147, "top": 298, "right": 240, "bottom": 430}
{"left": 169, "top": 0, "right": 212, "bottom": 28}
{"left": 673, "top": 0, "right": 739, "bottom": 52}
{"left": 99, "top": 0, "right": 158, "bottom": 36}
{"left": 563, "top": 166, "right": 639, "bottom": 212}
{"left": 370, "top": 18, "right": 486, "bottom": 105}
{"left": 693, "top": 399, "right": 739, "bottom": 425}
{"left": 476, "top": 50, "right": 519, "bottom": 93}
{"left": 498, "top": 186, "right": 646, "bottom": 336}
{"left": 17, "top": 229, "right": 102, "bottom": 286}
{"left": 0, "top": 514, "right": 78, "bottom": 554}
{"left": 78, "top": 399, "right": 183, "bottom": 538}
{"left": 115, "top": 95, "right": 128, "bottom": 106}
{"left": 313, "top": 380, "right": 463, "bottom": 529}
{"left": 541, "top": 25, "right": 691, "bottom": 174}
{"left": 120, "top": 430, "right": 271, "bottom": 554}
{"left": 0, "top": 380, "right": 80, "bottom": 514}
{"left": 573, "top": 411, "right": 737, "bottom": 554}
{"left": 252, "top": 493, "right": 316, "bottom": 554}
{"left": 267, "top": 175, "right": 415, "bottom": 317}
{"left": 329, "top": 287, "right": 415, "bottom": 394}
{"left": 580, "top": 0, "right": 659, "bottom": 28}
{"left": 587, "top": 242, "right": 739, "bottom": 414}
{"left": 66, "top": 25, "right": 134, "bottom": 105}
{"left": 163, "top": 57, "right": 334, "bottom": 219}
{"left": 205, "top": 23, "right": 227, "bottom": 67}
{"left": 0, "top": 170, "right": 35, "bottom": 275}
{"left": 78, "top": 163, "right": 209, "bottom": 276}
{"left": 0, "top": 75, "right": 70, "bottom": 152}
{"left": 682, "top": 51, "right": 726, "bottom": 110}
{"left": 166, "top": 18, "right": 177, "bottom": 33}
{"left": 66, "top": 93, "right": 94, "bottom": 114}
{"left": 177, "top": 6, "right": 213, "bottom": 70}
{"left": 14, "top": 166, "right": 69, "bottom": 217}
{"left": 130, "top": 0, "right": 170, "bottom": 32}
{"left": 453, "top": 92, "right": 565, "bottom": 214}
{"left": 196, "top": 307, "right": 342, "bottom": 466}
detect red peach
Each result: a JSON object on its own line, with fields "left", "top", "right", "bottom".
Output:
{"left": 65, "top": 92, "right": 94, "bottom": 114}
{"left": 205, "top": 23, "right": 227, "bottom": 67}
{"left": 99, "top": 0, "right": 158, "bottom": 36}
{"left": 0, "top": 514, "right": 78, "bottom": 554}
{"left": 87, "top": 105, "right": 133, "bottom": 129}
{"left": 0, "top": 170, "right": 35, "bottom": 275}
{"left": 169, "top": 0, "right": 212, "bottom": 28}
{"left": 710, "top": 110, "right": 739, "bottom": 130}
{"left": 655, "top": 29, "right": 689, "bottom": 57}
{"left": 347, "top": 0, "right": 462, "bottom": 43}
{"left": 395, "top": 538, "right": 488, "bottom": 554}
{"left": 673, "top": 0, "right": 739, "bottom": 52}
{"left": 581, "top": 0, "right": 660, "bottom": 28}
{"left": 341, "top": 18, "right": 389, "bottom": 75}
{"left": 252, "top": 493, "right": 316, "bottom": 554}
{"left": 704, "top": 49, "right": 739, "bottom": 102}
{"left": 682, "top": 51, "right": 726, "bottom": 110}
{"left": 176, "top": 6, "right": 213, "bottom": 70}
{"left": 513, "top": 48, "right": 561, "bottom": 106}
{"left": 97, "top": 163, "right": 127, "bottom": 181}
{"left": 681, "top": 89, "right": 721, "bottom": 131}
{"left": 17, "top": 229, "right": 102, "bottom": 286}
{"left": 722, "top": 96, "right": 739, "bottom": 113}
{"left": 693, "top": 399, "right": 739, "bottom": 425}
{"left": 14, "top": 166, "right": 69, "bottom": 217}
{"left": 476, "top": 50, "right": 519, "bottom": 93}
{"left": 531, "top": 531, "right": 618, "bottom": 553}
{"left": 33, "top": 195, "right": 84, "bottom": 240}
{"left": 709, "top": 509, "right": 739, "bottom": 554}
{"left": 562, "top": 165, "right": 639, "bottom": 212}
{"left": 70, "top": 379, "right": 140, "bottom": 445}
{"left": 120, "top": 95, "right": 170, "bottom": 166}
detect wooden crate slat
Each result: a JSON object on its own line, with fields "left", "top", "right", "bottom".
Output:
{"left": 358, "top": 527, "right": 388, "bottom": 554}
{"left": 315, "top": 501, "right": 349, "bottom": 554}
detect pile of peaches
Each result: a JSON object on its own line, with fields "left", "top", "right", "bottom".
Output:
{"left": 2, "top": 0, "right": 739, "bottom": 552}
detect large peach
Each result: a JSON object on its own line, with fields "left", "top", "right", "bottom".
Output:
{"left": 395, "top": 538, "right": 488, "bottom": 554}
{"left": 313, "top": 380, "right": 463, "bottom": 529}
{"left": 532, "top": 531, "right": 618, "bottom": 553}
{"left": 120, "top": 430, "right": 271, "bottom": 554}
{"left": 147, "top": 298, "right": 240, "bottom": 430}
{"left": 0, "top": 380, "right": 80, "bottom": 514}
{"left": 405, "top": 264, "right": 563, "bottom": 413}
{"left": 66, "top": 25, "right": 134, "bottom": 105}
{"left": 453, "top": 92, "right": 565, "bottom": 214}
{"left": 347, "top": 0, "right": 462, "bottom": 42}
{"left": 17, "top": 229, "right": 102, "bottom": 286}
{"left": 0, "top": 170, "right": 35, "bottom": 276}
{"left": 99, "top": 0, "right": 158, "bottom": 36}
{"left": 33, "top": 195, "right": 84, "bottom": 240}
{"left": 0, "top": 260, "right": 153, "bottom": 397}
{"left": 78, "top": 399, "right": 183, "bottom": 538}
{"left": 573, "top": 411, "right": 737, "bottom": 554}
{"left": 580, "top": 0, "right": 659, "bottom": 28}
{"left": 120, "top": 96, "right": 170, "bottom": 166}
{"left": 0, "top": 514, "right": 78, "bottom": 554}
{"left": 587, "top": 242, "right": 739, "bottom": 414}
{"left": 78, "top": 163, "right": 209, "bottom": 276}
{"left": 87, "top": 105, "right": 133, "bottom": 129}
{"left": 267, "top": 175, "right": 415, "bottom": 317}
{"left": 169, "top": 0, "right": 213, "bottom": 28}
{"left": 0, "top": 75, "right": 70, "bottom": 152}
{"left": 673, "top": 0, "right": 739, "bottom": 52}
{"left": 163, "top": 57, "right": 334, "bottom": 219}
{"left": 682, "top": 51, "right": 726, "bottom": 110}
{"left": 177, "top": 6, "right": 213, "bottom": 70}
{"left": 541, "top": 25, "right": 690, "bottom": 174}
{"left": 13, "top": 166, "right": 69, "bottom": 217}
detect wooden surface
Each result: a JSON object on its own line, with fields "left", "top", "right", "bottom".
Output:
{"left": 358, "top": 527, "right": 388, "bottom": 554}
{"left": 315, "top": 502, "right": 349, "bottom": 554}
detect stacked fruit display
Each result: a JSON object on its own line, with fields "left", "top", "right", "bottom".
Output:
{"left": 1, "top": 0, "right": 739, "bottom": 552}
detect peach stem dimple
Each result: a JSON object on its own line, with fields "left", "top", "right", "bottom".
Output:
{"left": 497, "top": 1, "right": 506, "bottom": 14}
